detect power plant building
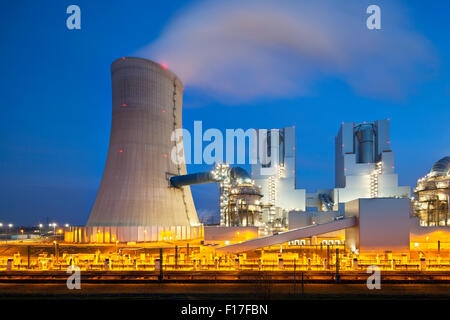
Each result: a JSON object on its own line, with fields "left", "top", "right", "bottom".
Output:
{"left": 66, "top": 57, "right": 201, "bottom": 243}
{"left": 251, "top": 127, "right": 306, "bottom": 232}
{"left": 333, "top": 120, "right": 410, "bottom": 202}
{"left": 306, "top": 120, "right": 410, "bottom": 212}
{"left": 414, "top": 156, "right": 450, "bottom": 226}
{"left": 64, "top": 57, "right": 449, "bottom": 257}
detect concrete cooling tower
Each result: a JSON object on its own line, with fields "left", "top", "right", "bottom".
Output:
{"left": 66, "top": 57, "right": 201, "bottom": 243}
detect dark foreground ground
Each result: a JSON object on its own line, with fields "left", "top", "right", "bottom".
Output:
{"left": 0, "top": 282, "right": 449, "bottom": 300}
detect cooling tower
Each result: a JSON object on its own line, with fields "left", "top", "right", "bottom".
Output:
{"left": 67, "top": 57, "right": 201, "bottom": 243}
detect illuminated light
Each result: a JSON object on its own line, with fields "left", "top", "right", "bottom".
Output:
{"left": 122, "top": 104, "right": 127, "bottom": 107}
{"left": 121, "top": 57, "right": 126, "bottom": 60}
{"left": 119, "top": 149, "right": 123, "bottom": 153}
{"left": 162, "top": 109, "right": 166, "bottom": 113}
{"left": 163, "top": 153, "right": 168, "bottom": 158}
{"left": 161, "top": 63, "right": 167, "bottom": 69}
{"left": 392, "top": 166, "right": 395, "bottom": 169}
{"left": 225, "top": 240, "right": 230, "bottom": 245}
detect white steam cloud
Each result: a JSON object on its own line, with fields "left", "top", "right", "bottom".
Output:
{"left": 140, "top": 0, "right": 435, "bottom": 102}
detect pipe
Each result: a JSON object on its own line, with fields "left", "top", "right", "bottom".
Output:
{"left": 170, "top": 172, "right": 217, "bottom": 188}
{"left": 169, "top": 166, "right": 251, "bottom": 188}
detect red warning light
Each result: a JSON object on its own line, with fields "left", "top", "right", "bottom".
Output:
{"left": 162, "top": 109, "right": 166, "bottom": 113}
{"left": 163, "top": 153, "right": 168, "bottom": 158}
{"left": 161, "top": 63, "right": 167, "bottom": 69}
{"left": 121, "top": 57, "right": 126, "bottom": 60}
{"left": 119, "top": 149, "right": 123, "bottom": 153}
{"left": 122, "top": 104, "right": 127, "bottom": 107}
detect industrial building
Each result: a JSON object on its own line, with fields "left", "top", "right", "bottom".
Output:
{"left": 305, "top": 120, "right": 410, "bottom": 212}
{"left": 414, "top": 156, "right": 450, "bottom": 226}
{"left": 251, "top": 127, "right": 306, "bottom": 233}
{"left": 64, "top": 57, "right": 450, "bottom": 262}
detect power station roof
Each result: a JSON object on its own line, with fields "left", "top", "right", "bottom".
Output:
{"left": 430, "top": 156, "right": 450, "bottom": 176}
{"left": 111, "top": 57, "right": 184, "bottom": 89}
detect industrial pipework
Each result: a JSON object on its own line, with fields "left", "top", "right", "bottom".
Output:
{"left": 170, "top": 165, "right": 252, "bottom": 188}
{"left": 170, "top": 164, "right": 262, "bottom": 227}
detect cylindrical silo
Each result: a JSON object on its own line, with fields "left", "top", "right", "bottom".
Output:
{"left": 86, "top": 57, "right": 200, "bottom": 241}
{"left": 356, "top": 124, "right": 375, "bottom": 163}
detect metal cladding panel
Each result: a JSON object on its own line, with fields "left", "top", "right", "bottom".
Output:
{"left": 177, "top": 226, "right": 182, "bottom": 238}
{"left": 359, "top": 198, "right": 410, "bottom": 253}
{"left": 182, "top": 226, "right": 186, "bottom": 240}
{"left": 87, "top": 57, "right": 199, "bottom": 230}
{"left": 137, "top": 226, "right": 144, "bottom": 242}
{"left": 151, "top": 226, "right": 158, "bottom": 241}
{"left": 375, "top": 119, "right": 391, "bottom": 156}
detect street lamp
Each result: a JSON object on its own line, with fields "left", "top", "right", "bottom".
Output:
{"left": 7, "top": 224, "right": 13, "bottom": 242}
